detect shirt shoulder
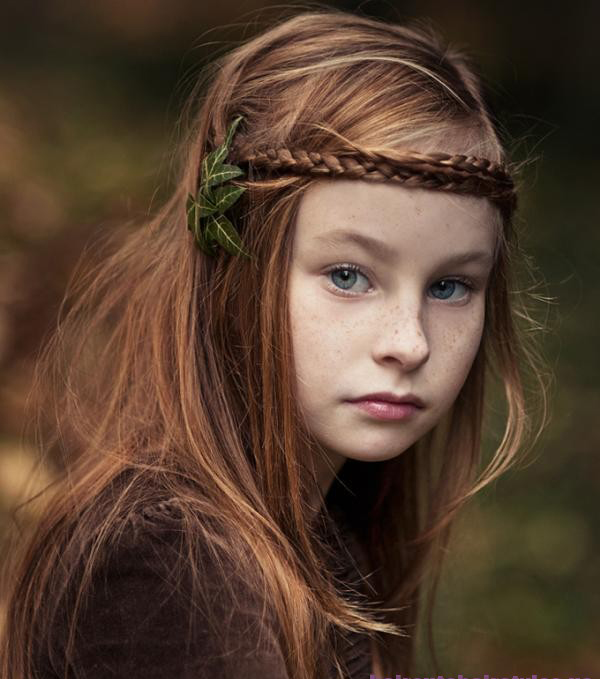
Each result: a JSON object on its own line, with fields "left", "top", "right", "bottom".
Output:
{"left": 43, "top": 495, "right": 290, "bottom": 679}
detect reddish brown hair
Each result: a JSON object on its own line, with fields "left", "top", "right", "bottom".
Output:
{"left": 0, "top": 9, "right": 550, "bottom": 678}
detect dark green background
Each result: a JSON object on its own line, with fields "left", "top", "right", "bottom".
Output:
{"left": 0, "top": 1, "right": 597, "bottom": 673}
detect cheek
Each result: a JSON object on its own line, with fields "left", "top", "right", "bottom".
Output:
{"left": 432, "top": 305, "right": 485, "bottom": 396}
{"left": 288, "top": 282, "right": 354, "bottom": 412}
{"left": 290, "top": 299, "right": 333, "bottom": 378}
{"left": 288, "top": 289, "right": 324, "bottom": 401}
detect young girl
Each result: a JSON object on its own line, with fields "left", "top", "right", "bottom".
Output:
{"left": 0, "top": 9, "right": 549, "bottom": 679}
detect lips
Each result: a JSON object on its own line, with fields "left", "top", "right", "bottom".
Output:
{"left": 348, "top": 391, "right": 425, "bottom": 408}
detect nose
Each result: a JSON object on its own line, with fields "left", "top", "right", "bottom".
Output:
{"left": 371, "top": 302, "right": 430, "bottom": 371}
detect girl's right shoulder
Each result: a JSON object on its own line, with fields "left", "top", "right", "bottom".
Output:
{"left": 41, "top": 484, "right": 290, "bottom": 678}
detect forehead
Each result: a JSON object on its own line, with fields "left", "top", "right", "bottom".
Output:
{"left": 294, "top": 178, "right": 499, "bottom": 256}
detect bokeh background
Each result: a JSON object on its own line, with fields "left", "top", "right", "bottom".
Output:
{"left": 0, "top": 0, "right": 598, "bottom": 674}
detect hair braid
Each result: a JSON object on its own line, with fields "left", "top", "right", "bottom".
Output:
{"left": 230, "top": 142, "right": 517, "bottom": 218}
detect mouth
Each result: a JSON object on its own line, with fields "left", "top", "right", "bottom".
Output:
{"left": 346, "top": 398, "right": 422, "bottom": 421}
{"left": 347, "top": 391, "right": 425, "bottom": 408}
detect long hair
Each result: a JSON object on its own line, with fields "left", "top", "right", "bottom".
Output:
{"left": 0, "top": 9, "right": 551, "bottom": 678}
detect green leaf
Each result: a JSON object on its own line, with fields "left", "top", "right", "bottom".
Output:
{"left": 189, "top": 115, "right": 248, "bottom": 259}
{"left": 201, "top": 183, "right": 216, "bottom": 205}
{"left": 202, "top": 148, "right": 227, "bottom": 183}
{"left": 186, "top": 194, "right": 199, "bottom": 233}
{"left": 200, "top": 116, "right": 244, "bottom": 186}
{"left": 196, "top": 223, "right": 218, "bottom": 256}
{"left": 197, "top": 191, "right": 218, "bottom": 217}
{"left": 223, "top": 115, "right": 243, "bottom": 150}
{"left": 212, "top": 185, "right": 246, "bottom": 214}
{"left": 205, "top": 164, "right": 245, "bottom": 188}
{"left": 206, "top": 214, "right": 251, "bottom": 258}
{"left": 187, "top": 194, "right": 214, "bottom": 255}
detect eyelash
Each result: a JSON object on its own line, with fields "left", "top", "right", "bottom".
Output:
{"left": 323, "top": 263, "right": 477, "bottom": 302}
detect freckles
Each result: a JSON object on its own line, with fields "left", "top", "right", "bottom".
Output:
{"left": 439, "top": 315, "right": 482, "bottom": 361}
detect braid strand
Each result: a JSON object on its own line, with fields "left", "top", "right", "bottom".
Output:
{"left": 230, "top": 143, "right": 517, "bottom": 217}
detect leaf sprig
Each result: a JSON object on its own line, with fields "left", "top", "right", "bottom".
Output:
{"left": 186, "top": 115, "right": 252, "bottom": 259}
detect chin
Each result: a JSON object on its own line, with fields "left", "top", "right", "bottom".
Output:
{"left": 338, "top": 442, "right": 414, "bottom": 463}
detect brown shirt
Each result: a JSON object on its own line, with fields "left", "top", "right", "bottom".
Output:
{"left": 35, "top": 494, "right": 373, "bottom": 678}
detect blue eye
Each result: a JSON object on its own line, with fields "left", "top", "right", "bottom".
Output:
{"left": 324, "top": 264, "right": 475, "bottom": 302}
{"left": 429, "top": 279, "right": 473, "bottom": 301}
{"left": 327, "top": 264, "right": 371, "bottom": 295}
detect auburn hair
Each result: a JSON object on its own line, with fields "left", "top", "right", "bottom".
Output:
{"left": 0, "top": 8, "right": 551, "bottom": 678}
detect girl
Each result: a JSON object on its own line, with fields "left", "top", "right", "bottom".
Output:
{"left": 0, "top": 8, "right": 550, "bottom": 679}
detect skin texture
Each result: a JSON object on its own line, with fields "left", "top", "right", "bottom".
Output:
{"left": 288, "top": 173, "right": 499, "bottom": 511}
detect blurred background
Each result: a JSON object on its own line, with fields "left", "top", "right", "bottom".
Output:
{"left": 0, "top": 0, "right": 598, "bottom": 674}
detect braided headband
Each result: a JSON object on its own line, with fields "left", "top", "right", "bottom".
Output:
{"left": 187, "top": 115, "right": 517, "bottom": 258}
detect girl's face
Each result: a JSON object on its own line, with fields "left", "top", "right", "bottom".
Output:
{"left": 288, "top": 175, "right": 498, "bottom": 473}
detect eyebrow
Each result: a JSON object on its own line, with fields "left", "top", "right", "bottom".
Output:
{"left": 313, "top": 229, "right": 495, "bottom": 267}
